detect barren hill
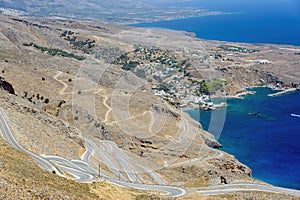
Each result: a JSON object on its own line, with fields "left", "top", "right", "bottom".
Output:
{"left": 0, "top": 14, "right": 299, "bottom": 199}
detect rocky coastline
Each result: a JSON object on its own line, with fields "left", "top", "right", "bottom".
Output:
{"left": 181, "top": 84, "right": 299, "bottom": 111}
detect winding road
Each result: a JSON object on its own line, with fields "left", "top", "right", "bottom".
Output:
{"left": 0, "top": 108, "right": 187, "bottom": 197}
{"left": 1, "top": 107, "right": 299, "bottom": 198}
{"left": 102, "top": 96, "right": 111, "bottom": 123}
{"left": 179, "top": 117, "right": 190, "bottom": 141}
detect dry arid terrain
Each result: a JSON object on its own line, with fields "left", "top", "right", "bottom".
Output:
{"left": 0, "top": 137, "right": 163, "bottom": 200}
{"left": 0, "top": 0, "right": 223, "bottom": 24}
{"left": 0, "top": 14, "right": 299, "bottom": 199}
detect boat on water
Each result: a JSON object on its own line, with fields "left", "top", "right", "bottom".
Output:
{"left": 291, "top": 113, "right": 300, "bottom": 118}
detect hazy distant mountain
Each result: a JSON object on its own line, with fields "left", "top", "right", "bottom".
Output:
{"left": 0, "top": 0, "right": 220, "bottom": 24}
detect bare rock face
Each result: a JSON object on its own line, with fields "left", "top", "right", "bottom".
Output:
{"left": 151, "top": 104, "right": 181, "bottom": 120}
{"left": 201, "top": 132, "right": 223, "bottom": 148}
{"left": 0, "top": 77, "right": 15, "bottom": 95}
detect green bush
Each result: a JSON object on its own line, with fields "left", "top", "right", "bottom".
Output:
{"left": 135, "top": 68, "right": 146, "bottom": 78}
{"left": 199, "top": 79, "right": 225, "bottom": 94}
{"left": 23, "top": 42, "right": 85, "bottom": 60}
{"left": 122, "top": 61, "right": 139, "bottom": 71}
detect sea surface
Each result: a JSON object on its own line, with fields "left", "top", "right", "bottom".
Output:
{"left": 131, "top": 0, "right": 300, "bottom": 46}
{"left": 185, "top": 88, "right": 300, "bottom": 189}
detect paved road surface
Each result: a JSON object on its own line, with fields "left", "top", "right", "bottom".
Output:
{"left": 85, "top": 139, "right": 128, "bottom": 180}
{"left": 56, "top": 164, "right": 94, "bottom": 182}
{"left": 179, "top": 118, "right": 189, "bottom": 141}
{"left": 108, "top": 178, "right": 187, "bottom": 198}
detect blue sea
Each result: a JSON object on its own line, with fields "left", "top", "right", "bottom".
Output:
{"left": 186, "top": 88, "right": 300, "bottom": 190}
{"left": 131, "top": 0, "right": 300, "bottom": 46}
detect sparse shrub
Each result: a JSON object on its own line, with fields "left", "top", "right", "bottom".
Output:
{"left": 23, "top": 42, "right": 86, "bottom": 60}
{"left": 199, "top": 79, "right": 224, "bottom": 95}
{"left": 58, "top": 100, "right": 65, "bottom": 108}
{"left": 122, "top": 61, "right": 139, "bottom": 71}
{"left": 44, "top": 98, "right": 49, "bottom": 104}
{"left": 135, "top": 68, "right": 146, "bottom": 79}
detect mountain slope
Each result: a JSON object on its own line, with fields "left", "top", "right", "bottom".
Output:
{"left": 0, "top": 14, "right": 299, "bottom": 199}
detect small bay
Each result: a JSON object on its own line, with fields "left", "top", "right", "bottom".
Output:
{"left": 185, "top": 88, "right": 300, "bottom": 189}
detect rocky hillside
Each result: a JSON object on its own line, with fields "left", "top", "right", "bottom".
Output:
{"left": 0, "top": 14, "right": 299, "bottom": 199}
{"left": 0, "top": 137, "right": 162, "bottom": 200}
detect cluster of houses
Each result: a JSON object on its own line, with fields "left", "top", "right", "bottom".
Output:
{"left": 116, "top": 46, "right": 228, "bottom": 110}
{"left": 151, "top": 83, "right": 225, "bottom": 110}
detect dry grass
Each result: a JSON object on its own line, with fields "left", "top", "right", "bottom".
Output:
{"left": 182, "top": 177, "right": 209, "bottom": 188}
{"left": 202, "top": 191, "right": 300, "bottom": 200}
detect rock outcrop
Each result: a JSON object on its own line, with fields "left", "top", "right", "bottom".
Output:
{"left": 0, "top": 77, "right": 15, "bottom": 95}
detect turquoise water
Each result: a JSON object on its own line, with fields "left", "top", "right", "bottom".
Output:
{"left": 185, "top": 88, "right": 300, "bottom": 189}
{"left": 131, "top": 0, "right": 300, "bottom": 45}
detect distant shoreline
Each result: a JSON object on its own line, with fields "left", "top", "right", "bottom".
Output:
{"left": 125, "top": 11, "right": 230, "bottom": 26}
{"left": 131, "top": 12, "right": 300, "bottom": 47}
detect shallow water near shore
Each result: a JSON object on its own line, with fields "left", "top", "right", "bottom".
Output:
{"left": 185, "top": 87, "right": 300, "bottom": 189}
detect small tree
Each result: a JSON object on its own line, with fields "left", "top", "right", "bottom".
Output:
{"left": 199, "top": 80, "right": 209, "bottom": 95}
{"left": 139, "top": 151, "right": 144, "bottom": 157}
{"left": 44, "top": 98, "right": 49, "bottom": 104}
{"left": 136, "top": 68, "right": 146, "bottom": 79}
